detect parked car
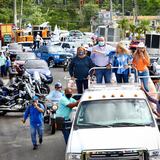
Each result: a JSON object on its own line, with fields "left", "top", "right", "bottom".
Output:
{"left": 34, "top": 45, "right": 73, "bottom": 67}
{"left": 7, "top": 43, "right": 23, "bottom": 53}
{"left": 14, "top": 52, "right": 36, "bottom": 66}
{"left": 152, "top": 57, "right": 160, "bottom": 75}
{"left": 148, "top": 56, "right": 159, "bottom": 76}
{"left": 18, "top": 42, "right": 33, "bottom": 52}
{"left": 24, "top": 59, "right": 53, "bottom": 84}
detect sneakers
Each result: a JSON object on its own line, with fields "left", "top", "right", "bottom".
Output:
{"left": 33, "top": 138, "right": 43, "bottom": 150}
{"left": 39, "top": 138, "right": 43, "bottom": 144}
{"left": 33, "top": 144, "right": 38, "bottom": 150}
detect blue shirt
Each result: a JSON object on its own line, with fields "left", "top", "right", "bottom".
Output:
{"left": 69, "top": 56, "right": 94, "bottom": 80}
{"left": 46, "top": 90, "right": 64, "bottom": 102}
{"left": 24, "top": 103, "right": 44, "bottom": 126}
{"left": 56, "top": 96, "right": 77, "bottom": 120}
{"left": 113, "top": 54, "right": 132, "bottom": 74}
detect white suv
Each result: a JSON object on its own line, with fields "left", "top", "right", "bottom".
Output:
{"left": 66, "top": 84, "right": 160, "bottom": 160}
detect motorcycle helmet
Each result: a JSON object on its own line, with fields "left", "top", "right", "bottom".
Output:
{"left": 55, "top": 82, "right": 62, "bottom": 88}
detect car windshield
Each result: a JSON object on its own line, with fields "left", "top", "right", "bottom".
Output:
{"left": 48, "top": 46, "right": 64, "bottom": 53}
{"left": 8, "top": 43, "right": 22, "bottom": 50}
{"left": 75, "top": 99, "right": 154, "bottom": 128}
{"left": 16, "top": 53, "right": 36, "bottom": 61}
{"left": 24, "top": 60, "right": 48, "bottom": 69}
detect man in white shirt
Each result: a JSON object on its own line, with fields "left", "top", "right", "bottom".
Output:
{"left": 35, "top": 32, "right": 42, "bottom": 48}
{"left": 91, "top": 37, "right": 115, "bottom": 83}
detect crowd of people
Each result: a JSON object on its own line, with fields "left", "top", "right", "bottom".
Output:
{"left": 69, "top": 36, "right": 151, "bottom": 94}
{"left": 0, "top": 35, "right": 157, "bottom": 150}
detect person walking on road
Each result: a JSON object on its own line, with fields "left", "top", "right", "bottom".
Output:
{"left": 113, "top": 42, "right": 132, "bottom": 83}
{"left": 90, "top": 37, "right": 115, "bottom": 84}
{"left": 35, "top": 32, "right": 41, "bottom": 49}
{"left": 22, "top": 96, "right": 45, "bottom": 150}
{"left": 69, "top": 47, "right": 94, "bottom": 94}
{"left": 132, "top": 42, "right": 150, "bottom": 91}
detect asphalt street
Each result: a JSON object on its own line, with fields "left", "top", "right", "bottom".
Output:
{"left": 0, "top": 67, "right": 69, "bottom": 160}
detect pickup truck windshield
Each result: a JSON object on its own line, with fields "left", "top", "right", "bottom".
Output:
{"left": 75, "top": 99, "right": 154, "bottom": 128}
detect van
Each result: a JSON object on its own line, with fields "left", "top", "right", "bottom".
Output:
{"left": 65, "top": 84, "right": 160, "bottom": 160}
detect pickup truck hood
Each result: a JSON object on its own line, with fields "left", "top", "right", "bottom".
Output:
{"left": 68, "top": 127, "right": 160, "bottom": 153}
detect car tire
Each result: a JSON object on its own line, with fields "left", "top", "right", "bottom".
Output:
{"left": 48, "top": 58, "right": 55, "bottom": 68}
{"left": 0, "top": 111, "right": 7, "bottom": 116}
{"left": 40, "top": 85, "right": 50, "bottom": 94}
{"left": 42, "top": 84, "right": 50, "bottom": 93}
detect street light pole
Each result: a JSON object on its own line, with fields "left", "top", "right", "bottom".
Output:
{"left": 20, "top": 0, "right": 23, "bottom": 29}
{"left": 122, "top": 0, "right": 124, "bottom": 18}
{"left": 14, "top": 0, "right": 17, "bottom": 27}
{"left": 110, "top": 0, "right": 113, "bottom": 24}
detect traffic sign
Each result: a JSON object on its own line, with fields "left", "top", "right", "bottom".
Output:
{"left": 3, "top": 34, "right": 12, "bottom": 42}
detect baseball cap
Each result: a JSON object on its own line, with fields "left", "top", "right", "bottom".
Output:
{"left": 137, "top": 42, "right": 145, "bottom": 48}
{"left": 32, "top": 96, "right": 39, "bottom": 101}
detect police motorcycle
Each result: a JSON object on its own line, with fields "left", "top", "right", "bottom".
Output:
{"left": 43, "top": 82, "right": 64, "bottom": 134}
{"left": 0, "top": 71, "right": 35, "bottom": 116}
{"left": 32, "top": 71, "right": 50, "bottom": 95}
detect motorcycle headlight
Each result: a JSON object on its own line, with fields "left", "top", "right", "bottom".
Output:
{"left": 65, "top": 153, "right": 81, "bottom": 160}
{"left": 149, "top": 150, "right": 160, "bottom": 160}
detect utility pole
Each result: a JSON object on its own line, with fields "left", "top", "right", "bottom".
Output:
{"left": 122, "top": 0, "right": 124, "bottom": 18}
{"left": 20, "top": 0, "right": 23, "bottom": 29}
{"left": 133, "top": 0, "right": 138, "bottom": 25}
{"left": 110, "top": 0, "right": 113, "bottom": 25}
{"left": 14, "top": 0, "right": 17, "bottom": 27}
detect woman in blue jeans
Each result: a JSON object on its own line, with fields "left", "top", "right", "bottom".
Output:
{"left": 113, "top": 42, "right": 132, "bottom": 83}
{"left": 69, "top": 47, "right": 94, "bottom": 94}
{"left": 132, "top": 42, "right": 150, "bottom": 91}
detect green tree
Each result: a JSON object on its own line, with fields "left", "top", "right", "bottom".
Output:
{"left": 118, "top": 18, "right": 129, "bottom": 39}
{"left": 156, "top": 25, "right": 160, "bottom": 33}
{"left": 138, "top": 19, "right": 150, "bottom": 34}
{"left": 82, "top": 3, "right": 99, "bottom": 27}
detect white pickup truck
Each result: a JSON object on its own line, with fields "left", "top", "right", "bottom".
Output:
{"left": 65, "top": 84, "right": 160, "bottom": 160}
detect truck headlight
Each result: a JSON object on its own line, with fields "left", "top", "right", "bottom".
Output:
{"left": 65, "top": 153, "right": 81, "bottom": 160}
{"left": 54, "top": 55, "right": 60, "bottom": 59}
{"left": 149, "top": 150, "right": 160, "bottom": 160}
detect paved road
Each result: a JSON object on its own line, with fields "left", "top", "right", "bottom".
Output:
{"left": 0, "top": 67, "right": 69, "bottom": 160}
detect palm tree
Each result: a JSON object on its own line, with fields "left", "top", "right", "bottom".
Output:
{"left": 129, "top": 23, "right": 136, "bottom": 38}
{"left": 118, "top": 18, "right": 129, "bottom": 40}
{"left": 138, "top": 20, "right": 150, "bottom": 34}
{"left": 135, "top": 26, "right": 143, "bottom": 40}
{"left": 156, "top": 25, "right": 160, "bottom": 33}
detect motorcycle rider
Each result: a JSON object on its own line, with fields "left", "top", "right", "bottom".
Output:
{"left": 46, "top": 82, "right": 64, "bottom": 103}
